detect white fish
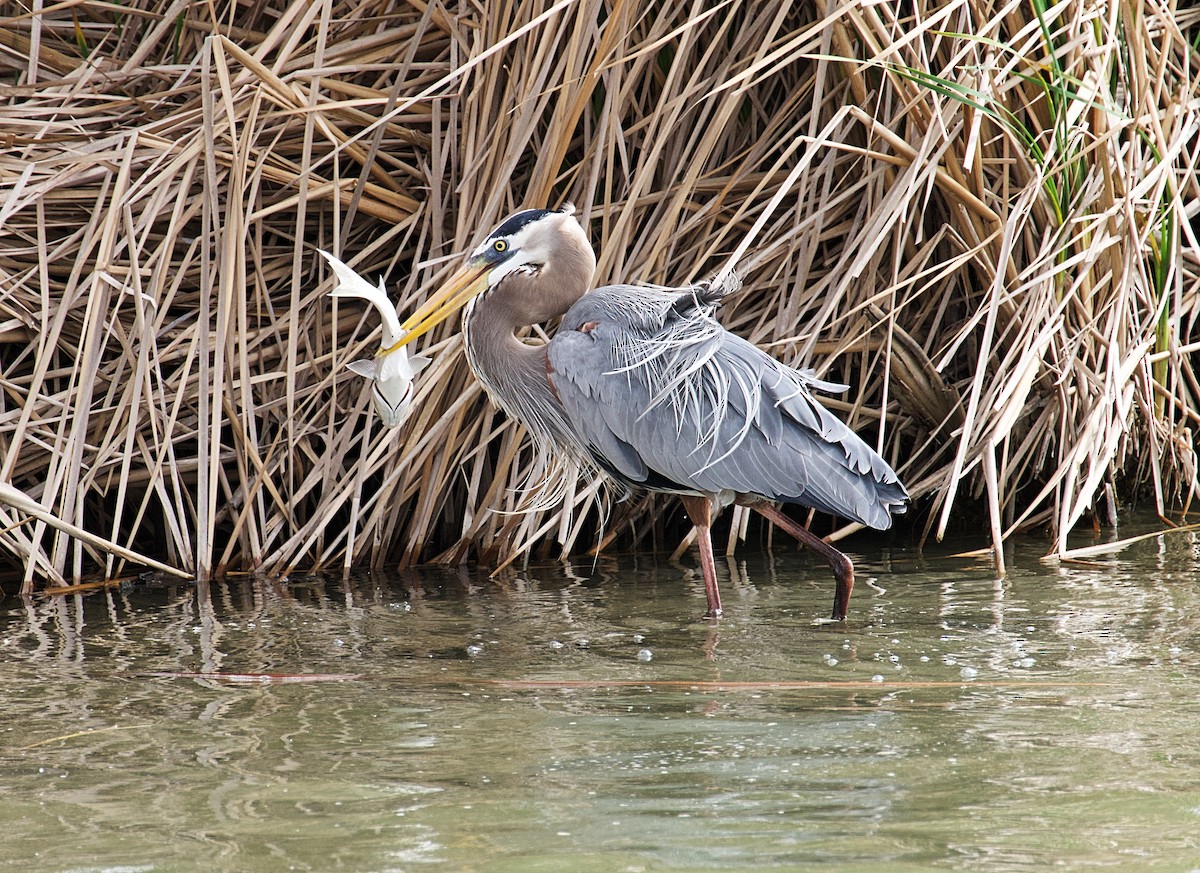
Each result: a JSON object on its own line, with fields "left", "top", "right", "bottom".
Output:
{"left": 322, "top": 251, "right": 431, "bottom": 427}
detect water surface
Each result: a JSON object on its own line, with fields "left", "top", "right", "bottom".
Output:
{"left": 2, "top": 527, "right": 1199, "bottom": 871}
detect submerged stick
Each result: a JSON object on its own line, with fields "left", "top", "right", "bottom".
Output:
{"left": 488, "top": 679, "right": 1118, "bottom": 690}
{"left": 142, "top": 671, "right": 363, "bottom": 683}
{"left": 19, "top": 724, "right": 154, "bottom": 751}
{"left": 0, "top": 482, "right": 192, "bottom": 582}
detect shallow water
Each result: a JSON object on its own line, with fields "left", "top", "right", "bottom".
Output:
{"left": 2, "top": 525, "right": 1199, "bottom": 872}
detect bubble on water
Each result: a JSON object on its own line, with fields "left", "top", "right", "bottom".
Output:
{"left": 960, "top": 666, "right": 978, "bottom": 679}
{"left": 822, "top": 654, "right": 838, "bottom": 666}
{"left": 919, "top": 655, "right": 930, "bottom": 662}
{"left": 1015, "top": 657, "right": 1036, "bottom": 668}
{"left": 633, "top": 634, "right": 645, "bottom": 643}
{"left": 636, "top": 649, "right": 653, "bottom": 662}
{"left": 871, "top": 674, "right": 884, "bottom": 683}
{"left": 549, "top": 640, "right": 565, "bottom": 650}
{"left": 466, "top": 644, "right": 484, "bottom": 657}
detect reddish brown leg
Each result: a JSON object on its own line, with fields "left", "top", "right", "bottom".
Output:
{"left": 679, "top": 495, "right": 722, "bottom": 618}
{"left": 743, "top": 499, "right": 855, "bottom": 620}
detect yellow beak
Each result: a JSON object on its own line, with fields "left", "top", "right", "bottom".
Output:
{"left": 380, "top": 260, "right": 492, "bottom": 355}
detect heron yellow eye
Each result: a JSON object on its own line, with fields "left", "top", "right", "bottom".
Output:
{"left": 493, "top": 240, "right": 508, "bottom": 252}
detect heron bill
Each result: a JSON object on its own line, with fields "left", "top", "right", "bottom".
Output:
{"left": 380, "top": 260, "right": 491, "bottom": 355}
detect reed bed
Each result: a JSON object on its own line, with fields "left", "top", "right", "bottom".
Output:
{"left": 1, "top": 0, "right": 1197, "bottom": 590}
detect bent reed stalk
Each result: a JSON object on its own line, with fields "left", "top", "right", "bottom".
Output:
{"left": 1, "top": 0, "right": 1197, "bottom": 590}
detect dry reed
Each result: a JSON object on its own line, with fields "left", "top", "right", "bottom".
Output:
{"left": 1, "top": 0, "right": 1198, "bottom": 591}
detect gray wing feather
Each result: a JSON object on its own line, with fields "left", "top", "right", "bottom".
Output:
{"left": 548, "top": 283, "right": 908, "bottom": 529}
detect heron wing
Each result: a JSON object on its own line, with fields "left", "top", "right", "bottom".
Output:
{"left": 547, "top": 283, "right": 908, "bottom": 529}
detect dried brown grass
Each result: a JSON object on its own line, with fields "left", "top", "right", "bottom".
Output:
{"left": 1, "top": 0, "right": 1198, "bottom": 590}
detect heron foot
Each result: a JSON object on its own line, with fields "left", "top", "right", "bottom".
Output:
{"left": 742, "top": 498, "right": 855, "bottom": 620}
{"left": 680, "top": 495, "right": 723, "bottom": 618}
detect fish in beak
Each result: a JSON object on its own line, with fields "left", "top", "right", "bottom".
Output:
{"left": 380, "top": 259, "right": 493, "bottom": 355}
{"left": 323, "top": 251, "right": 431, "bottom": 427}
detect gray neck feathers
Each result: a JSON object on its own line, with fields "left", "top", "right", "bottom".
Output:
{"left": 461, "top": 277, "right": 587, "bottom": 473}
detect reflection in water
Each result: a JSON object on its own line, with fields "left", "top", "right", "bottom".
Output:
{"left": 1, "top": 528, "right": 1199, "bottom": 871}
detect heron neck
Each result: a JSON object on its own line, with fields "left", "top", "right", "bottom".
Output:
{"left": 460, "top": 239, "right": 594, "bottom": 459}
{"left": 462, "top": 294, "right": 577, "bottom": 457}
{"left": 463, "top": 301, "right": 547, "bottom": 408}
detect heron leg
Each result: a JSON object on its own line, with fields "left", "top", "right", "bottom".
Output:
{"left": 742, "top": 499, "right": 854, "bottom": 621}
{"left": 679, "top": 495, "right": 722, "bottom": 618}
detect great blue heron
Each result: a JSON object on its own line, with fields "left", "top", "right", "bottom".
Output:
{"left": 387, "top": 205, "right": 908, "bottom": 619}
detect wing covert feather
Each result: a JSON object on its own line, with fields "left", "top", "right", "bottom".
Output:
{"left": 547, "top": 284, "right": 908, "bottom": 528}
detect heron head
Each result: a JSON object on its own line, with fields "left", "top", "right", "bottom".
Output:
{"left": 385, "top": 205, "right": 595, "bottom": 351}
